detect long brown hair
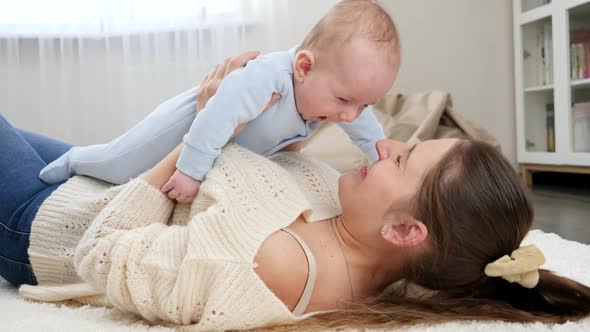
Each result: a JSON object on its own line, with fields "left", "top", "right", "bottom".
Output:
{"left": 276, "top": 140, "right": 590, "bottom": 330}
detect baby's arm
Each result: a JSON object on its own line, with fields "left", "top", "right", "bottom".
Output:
{"left": 162, "top": 59, "right": 285, "bottom": 202}
{"left": 337, "top": 106, "right": 385, "bottom": 163}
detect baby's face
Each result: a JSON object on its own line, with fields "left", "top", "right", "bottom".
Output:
{"left": 294, "top": 39, "right": 398, "bottom": 122}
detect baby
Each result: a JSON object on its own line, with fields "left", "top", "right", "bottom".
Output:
{"left": 40, "top": 0, "right": 401, "bottom": 202}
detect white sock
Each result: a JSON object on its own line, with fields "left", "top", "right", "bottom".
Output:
{"left": 39, "top": 148, "right": 74, "bottom": 184}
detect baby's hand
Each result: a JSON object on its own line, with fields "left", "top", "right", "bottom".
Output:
{"left": 161, "top": 169, "right": 201, "bottom": 203}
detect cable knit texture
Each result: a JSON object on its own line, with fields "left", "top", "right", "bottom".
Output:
{"left": 19, "top": 144, "right": 342, "bottom": 331}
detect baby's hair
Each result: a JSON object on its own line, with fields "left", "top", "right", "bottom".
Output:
{"left": 300, "top": 0, "right": 400, "bottom": 64}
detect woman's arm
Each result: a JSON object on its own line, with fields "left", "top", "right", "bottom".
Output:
{"left": 143, "top": 144, "right": 183, "bottom": 190}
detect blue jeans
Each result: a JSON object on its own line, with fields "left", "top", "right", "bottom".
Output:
{"left": 0, "top": 114, "right": 72, "bottom": 287}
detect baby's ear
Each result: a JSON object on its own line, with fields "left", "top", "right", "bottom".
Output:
{"left": 293, "top": 50, "right": 315, "bottom": 82}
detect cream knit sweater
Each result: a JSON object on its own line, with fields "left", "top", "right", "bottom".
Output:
{"left": 19, "top": 144, "right": 342, "bottom": 331}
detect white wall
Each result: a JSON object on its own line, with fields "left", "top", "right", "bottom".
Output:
{"left": 383, "top": 0, "right": 516, "bottom": 164}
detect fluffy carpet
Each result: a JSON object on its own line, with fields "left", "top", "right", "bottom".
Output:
{"left": 1, "top": 230, "right": 589, "bottom": 332}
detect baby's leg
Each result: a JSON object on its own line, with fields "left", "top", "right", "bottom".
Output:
{"left": 40, "top": 87, "right": 198, "bottom": 184}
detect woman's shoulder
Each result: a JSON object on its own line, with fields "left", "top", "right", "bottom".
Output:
{"left": 254, "top": 225, "right": 310, "bottom": 312}
{"left": 254, "top": 217, "right": 352, "bottom": 314}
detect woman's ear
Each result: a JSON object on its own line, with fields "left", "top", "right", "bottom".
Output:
{"left": 381, "top": 217, "right": 428, "bottom": 248}
{"left": 293, "top": 50, "right": 315, "bottom": 83}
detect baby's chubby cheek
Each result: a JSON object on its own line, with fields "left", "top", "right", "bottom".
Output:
{"left": 297, "top": 107, "right": 313, "bottom": 120}
{"left": 296, "top": 102, "right": 322, "bottom": 121}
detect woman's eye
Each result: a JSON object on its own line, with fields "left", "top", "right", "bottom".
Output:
{"left": 338, "top": 97, "right": 349, "bottom": 103}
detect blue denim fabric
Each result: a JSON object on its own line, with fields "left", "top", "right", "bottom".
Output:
{"left": 0, "top": 115, "right": 72, "bottom": 286}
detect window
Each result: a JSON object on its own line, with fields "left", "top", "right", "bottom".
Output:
{"left": 0, "top": 0, "right": 243, "bottom": 37}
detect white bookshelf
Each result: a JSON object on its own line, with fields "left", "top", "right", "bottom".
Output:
{"left": 513, "top": 0, "right": 590, "bottom": 184}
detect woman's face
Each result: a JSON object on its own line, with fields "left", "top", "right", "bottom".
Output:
{"left": 338, "top": 138, "right": 459, "bottom": 235}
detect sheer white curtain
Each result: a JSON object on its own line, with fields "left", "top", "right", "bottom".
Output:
{"left": 0, "top": 0, "right": 291, "bottom": 144}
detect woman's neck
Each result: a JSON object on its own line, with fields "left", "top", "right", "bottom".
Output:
{"left": 330, "top": 216, "right": 405, "bottom": 298}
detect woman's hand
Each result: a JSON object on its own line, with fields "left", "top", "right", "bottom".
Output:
{"left": 196, "top": 50, "right": 258, "bottom": 113}
{"left": 196, "top": 51, "right": 281, "bottom": 138}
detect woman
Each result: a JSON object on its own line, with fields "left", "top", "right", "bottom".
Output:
{"left": 1, "top": 52, "right": 589, "bottom": 331}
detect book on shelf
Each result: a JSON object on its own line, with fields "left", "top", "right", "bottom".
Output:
{"left": 533, "top": 26, "right": 545, "bottom": 86}
{"left": 570, "top": 30, "right": 590, "bottom": 81}
{"left": 573, "top": 102, "right": 590, "bottom": 153}
{"left": 545, "top": 22, "right": 553, "bottom": 84}
{"left": 526, "top": 22, "right": 553, "bottom": 87}
{"left": 546, "top": 103, "right": 555, "bottom": 152}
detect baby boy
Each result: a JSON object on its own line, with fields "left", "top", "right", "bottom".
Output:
{"left": 40, "top": 0, "right": 401, "bottom": 202}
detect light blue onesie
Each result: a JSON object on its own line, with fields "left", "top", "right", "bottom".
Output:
{"left": 39, "top": 46, "right": 385, "bottom": 185}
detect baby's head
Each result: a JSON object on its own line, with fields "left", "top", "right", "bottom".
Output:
{"left": 293, "top": 0, "right": 400, "bottom": 122}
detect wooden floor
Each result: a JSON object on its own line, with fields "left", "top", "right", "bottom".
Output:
{"left": 531, "top": 185, "right": 590, "bottom": 244}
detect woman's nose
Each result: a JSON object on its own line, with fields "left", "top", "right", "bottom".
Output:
{"left": 376, "top": 140, "right": 391, "bottom": 160}
{"left": 376, "top": 139, "right": 410, "bottom": 160}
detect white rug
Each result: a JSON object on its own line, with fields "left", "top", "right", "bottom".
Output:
{"left": 1, "top": 230, "right": 589, "bottom": 332}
